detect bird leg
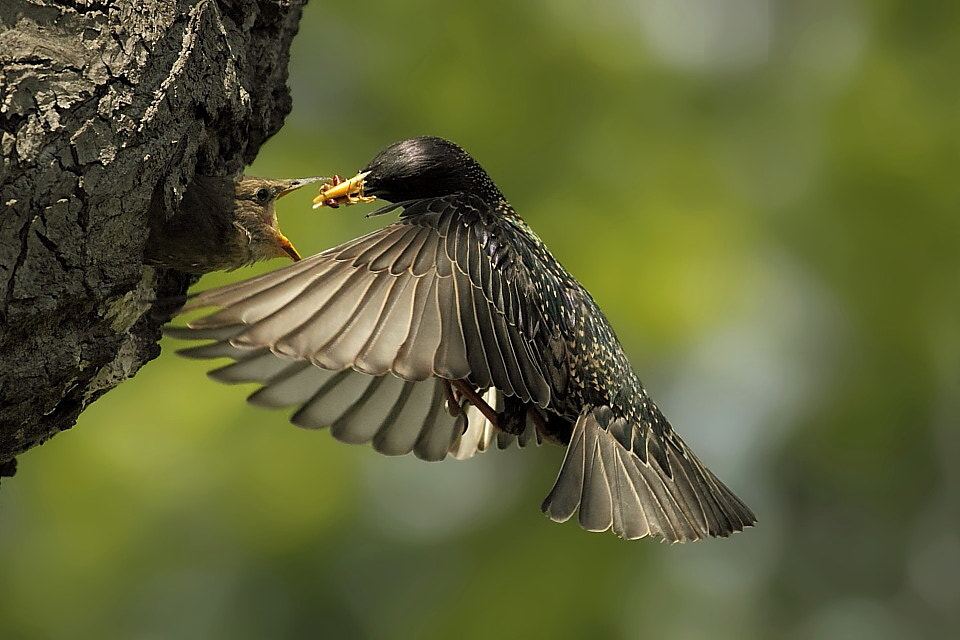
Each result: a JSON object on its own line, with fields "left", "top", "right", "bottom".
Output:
{"left": 450, "top": 379, "right": 500, "bottom": 429}
{"left": 525, "top": 405, "right": 565, "bottom": 445}
{"left": 534, "top": 409, "right": 572, "bottom": 446}
{"left": 442, "top": 379, "right": 463, "bottom": 417}
{"left": 450, "top": 380, "right": 570, "bottom": 445}
{"left": 526, "top": 406, "right": 548, "bottom": 436}
{"left": 499, "top": 396, "right": 528, "bottom": 436}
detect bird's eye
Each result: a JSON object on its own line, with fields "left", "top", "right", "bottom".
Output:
{"left": 255, "top": 187, "right": 270, "bottom": 202}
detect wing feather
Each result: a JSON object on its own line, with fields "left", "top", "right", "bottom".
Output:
{"left": 352, "top": 273, "right": 417, "bottom": 375}
{"left": 392, "top": 272, "right": 441, "bottom": 380}
{"left": 328, "top": 374, "right": 402, "bottom": 444}
{"left": 452, "top": 267, "right": 493, "bottom": 389}
{"left": 314, "top": 271, "right": 395, "bottom": 369}
{"left": 433, "top": 273, "right": 470, "bottom": 379}
{"left": 170, "top": 194, "right": 564, "bottom": 463}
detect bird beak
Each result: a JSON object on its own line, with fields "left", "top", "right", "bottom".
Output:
{"left": 277, "top": 176, "right": 327, "bottom": 199}
{"left": 272, "top": 177, "right": 325, "bottom": 262}
{"left": 276, "top": 230, "right": 301, "bottom": 261}
{"left": 312, "top": 171, "right": 375, "bottom": 209}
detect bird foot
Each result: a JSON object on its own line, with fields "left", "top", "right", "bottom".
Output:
{"left": 442, "top": 379, "right": 463, "bottom": 417}
{"left": 450, "top": 379, "right": 500, "bottom": 429}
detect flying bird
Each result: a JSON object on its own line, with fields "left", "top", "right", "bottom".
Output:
{"left": 167, "top": 137, "right": 756, "bottom": 541}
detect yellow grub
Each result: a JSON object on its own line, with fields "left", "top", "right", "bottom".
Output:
{"left": 312, "top": 171, "right": 375, "bottom": 208}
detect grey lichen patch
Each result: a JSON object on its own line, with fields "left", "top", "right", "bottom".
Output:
{"left": 71, "top": 118, "right": 115, "bottom": 165}
{"left": 87, "top": 268, "right": 164, "bottom": 400}
{"left": 103, "top": 267, "right": 157, "bottom": 334}
{"left": 2, "top": 131, "right": 15, "bottom": 158}
{"left": 83, "top": 334, "right": 143, "bottom": 405}
{"left": 85, "top": 329, "right": 144, "bottom": 400}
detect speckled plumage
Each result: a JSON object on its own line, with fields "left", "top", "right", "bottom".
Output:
{"left": 169, "top": 137, "right": 755, "bottom": 541}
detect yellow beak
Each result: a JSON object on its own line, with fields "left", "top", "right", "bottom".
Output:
{"left": 276, "top": 230, "right": 301, "bottom": 261}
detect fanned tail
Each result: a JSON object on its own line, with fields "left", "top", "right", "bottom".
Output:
{"left": 541, "top": 405, "right": 755, "bottom": 542}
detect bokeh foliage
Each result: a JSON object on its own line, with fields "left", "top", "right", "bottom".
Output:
{"left": 1, "top": 1, "right": 957, "bottom": 638}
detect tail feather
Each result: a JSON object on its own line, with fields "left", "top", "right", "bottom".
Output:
{"left": 542, "top": 406, "right": 755, "bottom": 542}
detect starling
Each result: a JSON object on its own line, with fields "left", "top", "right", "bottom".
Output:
{"left": 145, "top": 175, "right": 323, "bottom": 274}
{"left": 168, "top": 137, "right": 756, "bottom": 542}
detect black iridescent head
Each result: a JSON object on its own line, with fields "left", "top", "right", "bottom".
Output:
{"left": 361, "top": 137, "right": 505, "bottom": 205}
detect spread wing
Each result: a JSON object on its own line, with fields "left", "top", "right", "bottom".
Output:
{"left": 167, "top": 194, "right": 557, "bottom": 460}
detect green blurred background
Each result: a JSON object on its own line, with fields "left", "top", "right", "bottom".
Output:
{"left": 2, "top": 0, "right": 958, "bottom": 638}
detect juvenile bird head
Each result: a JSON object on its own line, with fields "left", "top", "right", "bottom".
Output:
{"left": 146, "top": 175, "right": 323, "bottom": 275}
{"left": 313, "top": 137, "right": 505, "bottom": 209}
{"left": 233, "top": 177, "right": 318, "bottom": 263}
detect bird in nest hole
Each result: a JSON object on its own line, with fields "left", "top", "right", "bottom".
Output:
{"left": 145, "top": 175, "right": 322, "bottom": 275}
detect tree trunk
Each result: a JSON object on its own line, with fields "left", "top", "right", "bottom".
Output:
{"left": 0, "top": 0, "right": 307, "bottom": 479}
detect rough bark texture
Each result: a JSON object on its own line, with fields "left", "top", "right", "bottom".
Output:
{"left": 0, "top": 0, "right": 307, "bottom": 479}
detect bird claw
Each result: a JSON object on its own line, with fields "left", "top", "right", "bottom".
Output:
{"left": 450, "top": 379, "right": 500, "bottom": 429}
{"left": 442, "top": 379, "right": 463, "bottom": 417}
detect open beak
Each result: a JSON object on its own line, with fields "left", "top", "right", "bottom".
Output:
{"left": 312, "top": 171, "right": 375, "bottom": 209}
{"left": 272, "top": 177, "right": 326, "bottom": 262}
{"left": 276, "top": 230, "right": 301, "bottom": 261}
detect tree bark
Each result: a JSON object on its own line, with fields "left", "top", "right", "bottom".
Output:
{"left": 0, "top": 0, "right": 307, "bottom": 479}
